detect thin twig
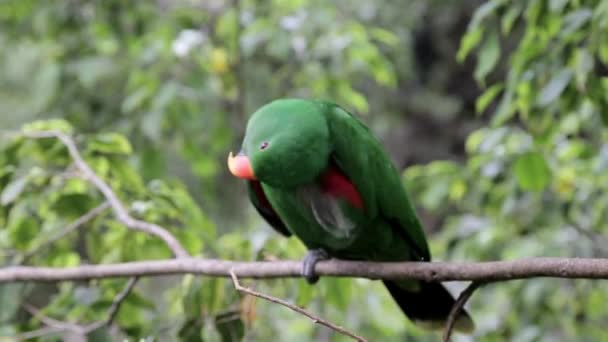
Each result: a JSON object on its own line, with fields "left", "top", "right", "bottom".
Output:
{"left": 20, "top": 202, "right": 110, "bottom": 262}
{"left": 566, "top": 217, "right": 608, "bottom": 256}
{"left": 443, "top": 282, "right": 484, "bottom": 342}
{"left": 24, "top": 131, "right": 189, "bottom": 258}
{"left": 15, "top": 326, "right": 63, "bottom": 340}
{"left": 84, "top": 276, "right": 139, "bottom": 332}
{"left": 229, "top": 269, "right": 367, "bottom": 342}
{"left": 18, "top": 277, "right": 139, "bottom": 339}
{"left": 23, "top": 303, "right": 85, "bottom": 334}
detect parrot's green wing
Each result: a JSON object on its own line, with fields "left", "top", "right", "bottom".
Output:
{"left": 321, "top": 102, "right": 474, "bottom": 332}
{"left": 322, "top": 102, "right": 431, "bottom": 260}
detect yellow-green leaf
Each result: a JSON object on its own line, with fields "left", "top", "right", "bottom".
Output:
{"left": 476, "top": 83, "right": 504, "bottom": 113}
{"left": 89, "top": 133, "right": 133, "bottom": 155}
{"left": 513, "top": 151, "right": 551, "bottom": 191}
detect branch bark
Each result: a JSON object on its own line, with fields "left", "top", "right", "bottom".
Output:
{"left": 3, "top": 257, "right": 608, "bottom": 283}
{"left": 24, "top": 131, "right": 189, "bottom": 258}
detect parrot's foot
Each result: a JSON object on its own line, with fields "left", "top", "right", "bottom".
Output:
{"left": 302, "top": 249, "right": 329, "bottom": 284}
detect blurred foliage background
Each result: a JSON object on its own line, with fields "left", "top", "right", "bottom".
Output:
{"left": 1, "top": 0, "right": 607, "bottom": 341}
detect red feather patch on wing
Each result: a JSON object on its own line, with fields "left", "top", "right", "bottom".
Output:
{"left": 320, "top": 165, "right": 365, "bottom": 210}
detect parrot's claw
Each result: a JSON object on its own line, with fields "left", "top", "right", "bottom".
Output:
{"left": 302, "top": 249, "right": 329, "bottom": 284}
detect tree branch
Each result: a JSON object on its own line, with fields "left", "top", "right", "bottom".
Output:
{"left": 230, "top": 270, "right": 367, "bottom": 342}
{"left": 23, "top": 303, "right": 86, "bottom": 334}
{"left": 443, "top": 281, "right": 484, "bottom": 342}
{"left": 23, "top": 131, "right": 189, "bottom": 258}
{"left": 565, "top": 215, "right": 608, "bottom": 256}
{"left": 20, "top": 202, "right": 110, "bottom": 263}
{"left": 15, "top": 326, "right": 63, "bottom": 340}
{"left": 84, "top": 276, "right": 139, "bottom": 332}
{"left": 18, "top": 277, "right": 139, "bottom": 339}
{"left": 3, "top": 257, "right": 608, "bottom": 283}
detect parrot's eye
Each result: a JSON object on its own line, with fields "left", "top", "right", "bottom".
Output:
{"left": 259, "top": 141, "right": 269, "bottom": 150}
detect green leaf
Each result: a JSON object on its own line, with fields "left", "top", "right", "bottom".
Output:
{"left": 513, "top": 151, "right": 551, "bottom": 191}
{"left": 474, "top": 29, "right": 500, "bottom": 84}
{"left": 469, "top": 0, "right": 502, "bottom": 28}
{"left": 108, "top": 156, "right": 145, "bottom": 193}
{"left": 600, "top": 42, "right": 608, "bottom": 65}
{"left": 179, "top": 318, "right": 204, "bottom": 342}
{"left": 525, "top": 0, "right": 544, "bottom": 24}
{"left": 142, "top": 110, "right": 165, "bottom": 140}
{"left": 125, "top": 290, "right": 156, "bottom": 310}
{"left": 572, "top": 48, "right": 593, "bottom": 89}
{"left": 22, "top": 119, "right": 73, "bottom": 134}
{"left": 457, "top": 27, "right": 483, "bottom": 62}
{"left": 0, "top": 284, "right": 23, "bottom": 321}
{"left": 370, "top": 28, "right": 399, "bottom": 46}
{"left": 549, "top": 0, "right": 568, "bottom": 13}
{"left": 121, "top": 88, "right": 150, "bottom": 113}
{"left": 60, "top": 178, "right": 89, "bottom": 195}
{"left": 325, "top": 279, "right": 351, "bottom": 311}
{"left": 70, "top": 56, "right": 118, "bottom": 89}
{"left": 216, "top": 9, "right": 237, "bottom": 49}
{"left": 51, "top": 193, "right": 94, "bottom": 217}
{"left": 215, "top": 311, "right": 245, "bottom": 342}
{"left": 536, "top": 69, "right": 572, "bottom": 106}
{"left": 177, "top": 229, "right": 204, "bottom": 255}
{"left": 338, "top": 84, "right": 369, "bottom": 114}
{"left": 152, "top": 82, "right": 178, "bottom": 111}
{"left": 51, "top": 251, "right": 80, "bottom": 267}
{"left": 465, "top": 129, "right": 487, "bottom": 154}
{"left": 8, "top": 215, "right": 38, "bottom": 249}
{"left": 87, "top": 329, "right": 114, "bottom": 342}
{"left": 89, "top": 133, "right": 133, "bottom": 155}
{"left": 501, "top": 5, "right": 522, "bottom": 34}
{"left": 561, "top": 9, "right": 593, "bottom": 36}
{"left": 491, "top": 89, "right": 516, "bottom": 126}
{"left": 114, "top": 293, "right": 146, "bottom": 327}
{"left": 296, "top": 280, "right": 315, "bottom": 307}
{"left": 476, "top": 83, "right": 504, "bottom": 113}
{"left": 1, "top": 175, "right": 28, "bottom": 205}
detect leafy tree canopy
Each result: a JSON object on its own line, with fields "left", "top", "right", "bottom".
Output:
{"left": 1, "top": 0, "right": 607, "bottom": 340}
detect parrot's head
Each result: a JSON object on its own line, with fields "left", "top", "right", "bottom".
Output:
{"left": 228, "top": 98, "right": 331, "bottom": 188}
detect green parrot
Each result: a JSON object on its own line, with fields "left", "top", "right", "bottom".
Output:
{"left": 228, "top": 98, "right": 474, "bottom": 332}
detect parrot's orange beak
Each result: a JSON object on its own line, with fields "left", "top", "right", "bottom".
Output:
{"left": 228, "top": 151, "right": 256, "bottom": 180}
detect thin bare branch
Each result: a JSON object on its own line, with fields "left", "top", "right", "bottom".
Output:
{"left": 20, "top": 202, "right": 110, "bottom": 262}
{"left": 84, "top": 277, "right": 139, "bottom": 332}
{"left": 443, "top": 282, "right": 484, "bottom": 342}
{"left": 23, "top": 303, "right": 85, "bottom": 334}
{"left": 230, "top": 270, "right": 367, "bottom": 342}
{"left": 24, "top": 131, "right": 189, "bottom": 258}
{"left": 18, "top": 278, "right": 139, "bottom": 339}
{"left": 15, "top": 326, "right": 63, "bottom": 340}
{"left": 566, "top": 217, "right": 608, "bottom": 256}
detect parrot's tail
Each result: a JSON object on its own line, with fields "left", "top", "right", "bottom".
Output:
{"left": 383, "top": 280, "right": 475, "bottom": 333}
